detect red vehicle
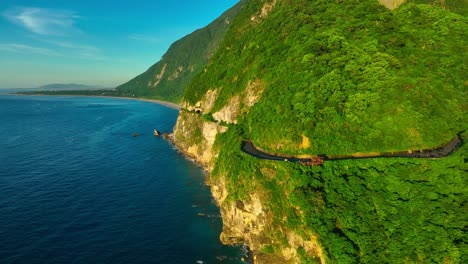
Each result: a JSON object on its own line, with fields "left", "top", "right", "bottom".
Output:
{"left": 299, "top": 157, "right": 324, "bottom": 166}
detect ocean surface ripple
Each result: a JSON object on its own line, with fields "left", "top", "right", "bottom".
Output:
{"left": 0, "top": 95, "right": 243, "bottom": 264}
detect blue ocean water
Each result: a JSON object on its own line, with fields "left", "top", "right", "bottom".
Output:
{"left": 0, "top": 95, "right": 244, "bottom": 264}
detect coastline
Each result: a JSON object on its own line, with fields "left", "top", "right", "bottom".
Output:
{"left": 164, "top": 134, "right": 254, "bottom": 264}
{"left": 9, "top": 93, "right": 181, "bottom": 110}
{"left": 9, "top": 92, "right": 252, "bottom": 262}
{"left": 99, "top": 96, "right": 181, "bottom": 110}
{"left": 8, "top": 92, "right": 254, "bottom": 262}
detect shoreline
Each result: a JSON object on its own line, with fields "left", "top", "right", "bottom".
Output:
{"left": 98, "top": 96, "right": 181, "bottom": 110}
{"left": 163, "top": 134, "right": 254, "bottom": 264}
{"left": 8, "top": 93, "right": 181, "bottom": 110}
{"left": 11, "top": 92, "right": 251, "bottom": 261}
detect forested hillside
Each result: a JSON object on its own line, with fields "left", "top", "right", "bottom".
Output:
{"left": 185, "top": 0, "right": 466, "bottom": 155}
{"left": 176, "top": 0, "right": 467, "bottom": 263}
{"left": 114, "top": 1, "right": 244, "bottom": 103}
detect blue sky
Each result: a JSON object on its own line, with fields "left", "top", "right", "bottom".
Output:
{"left": 0, "top": 0, "right": 239, "bottom": 88}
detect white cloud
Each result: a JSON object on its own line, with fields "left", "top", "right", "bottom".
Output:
{"left": 1, "top": 7, "right": 107, "bottom": 61}
{"left": 0, "top": 43, "right": 61, "bottom": 56}
{"left": 0, "top": 42, "right": 106, "bottom": 60}
{"left": 3, "top": 7, "right": 80, "bottom": 36}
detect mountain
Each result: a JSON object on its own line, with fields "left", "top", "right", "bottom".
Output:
{"left": 115, "top": 1, "right": 245, "bottom": 103}
{"left": 172, "top": 0, "right": 467, "bottom": 263}
{"left": 38, "top": 83, "right": 107, "bottom": 91}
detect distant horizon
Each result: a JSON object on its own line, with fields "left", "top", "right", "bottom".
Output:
{"left": 0, "top": 0, "right": 240, "bottom": 88}
{"left": 0, "top": 83, "right": 116, "bottom": 89}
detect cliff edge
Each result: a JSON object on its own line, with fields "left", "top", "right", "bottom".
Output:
{"left": 173, "top": 0, "right": 467, "bottom": 263}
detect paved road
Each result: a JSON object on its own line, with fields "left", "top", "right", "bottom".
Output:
{"left": 241, "top": 133, "right": 464, "bottom": 165}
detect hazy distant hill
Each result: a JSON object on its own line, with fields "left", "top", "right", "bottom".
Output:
{"left": 38, "top": 84, "right": 108, "bottom": 91}
{"left": 115, "top": 1, "right": 245, "bottom": 103}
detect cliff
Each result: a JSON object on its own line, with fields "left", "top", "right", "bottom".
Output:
{"left": 173, "top": 82, "right": 325, "bottom": 263}
{"left": 173, "top": 0, "right": 467, "bottom": 263}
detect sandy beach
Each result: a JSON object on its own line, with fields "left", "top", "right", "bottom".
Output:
{"left": 96, "top": 96, "right": 181, "bottom": 110}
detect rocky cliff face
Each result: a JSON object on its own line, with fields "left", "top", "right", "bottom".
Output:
{"left": 212, "top": 175, "right": 325, "bottom": 264}
{"left": 171, "top": 1, "right": 326, "bottom": 262}
{"left": 172, "top": 110, "right": 227, "bottom": 170}
{"left": 173, "top": 79, "right": 324, "bottom": 262}
{"left": 171, "top": 0, "right": 466, "bottom": 263}
{"left": 174, "top": 116, "right": 325, "bottom": 263}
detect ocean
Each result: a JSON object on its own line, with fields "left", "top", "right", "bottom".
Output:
{"left": 0, "top": 95, "right": 244, "bottom": 263}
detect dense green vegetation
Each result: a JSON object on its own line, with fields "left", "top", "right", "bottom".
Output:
{"left": 185, "top": 0, "right": 466, "bottom": 155}
{"left": 114, "top": 1, "right": 244, "bottom": 103}
{"left": 213, "top": 127, "right": 466, "bottom": 263}
{"left": 181, "top": 0, "right": 467, "bottom": 263}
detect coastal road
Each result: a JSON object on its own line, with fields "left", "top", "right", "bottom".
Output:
{"left": 241, "top": 133, "right": 464, "bottom": 165}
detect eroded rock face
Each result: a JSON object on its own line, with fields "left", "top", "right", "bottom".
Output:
{"left": 251, "top": 0, "right": 277, "bottom": 22}
{"left": 244, "top": 80, "right": 265, "bottom": 108}
{"left": 281, "top": 232, "right": 325, "bottom": 264}
{"left": 213, "top": 176, "right": 270, "bottom": 247}
{"left": 149, "top": 63, "right": 167, "bottom": 87}
{"left": 378, "top": 0, "right": 406, "bottom": 10}
{"left": 202, "top": 89, "right": 218, "bottom": 113}
{"left": 182, "top": 89, "right": 218, "bottom": 113}
{"left": 211, "top": 175, "right": 325, "bottom": 264}
{"left": 168, "top": 66, "right": 184, "bottom": 80}
{"left": 183, "top": 79, "right": 264, "bottom": 125}
{"left": 211, "top": 80, "right": 265, "bottom": 124}
{"left": 213, "top": 95, "right": 240, "bottom": 124}
{"left": 173, "top": 80, "right": 323, "bottom": 263}
{"left": 172, "top": 110, "right": 227, "bottom": 170}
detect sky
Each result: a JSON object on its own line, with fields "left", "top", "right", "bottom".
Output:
{"left": 0, "top": 0, "right": 239, "bottom": 88}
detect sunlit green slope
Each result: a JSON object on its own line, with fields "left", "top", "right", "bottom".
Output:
{"left": 115, "top": 1, "right": 244, "bottom": 103}
{"left": 185, "top": 0, "right": 466, "bottom": 154}
{"left": 181, "top": 0, "right": 467, "bottom": 263}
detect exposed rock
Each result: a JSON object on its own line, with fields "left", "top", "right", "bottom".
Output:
{"left": 202, "top": 122, "right": 219, "bottom": 145}
{"left": 299, "top": 134, "right": 310, "bottom": 149}
{"left": 378, "top": 0, "right": 406, "bottom": 10}
{"left": 168, "top": 66, "right": 184, "bottom": 80}
{"left": 183, "top": 79, "right": 264, "bottom": 123}
{"left": 213, "top": 95, "right": 240, "bottom": 124}
{"left": 203, "top": 89, "right": 219, "bottom": 113}
{"left": 211, "top": 80, "right": 265, "bottom": 124}
{"left": 173, "top": 79, "right": 322, "bottom": 263}
{"left": 173, "top": 110, "right": 228, "bottom": 170}
{"left": 244, "top": 80, "right": 265, "bottom": 108}
{"left": 251, "top": 0, "right": 277, "bottom": 22}
{"left": 211, "top": 174, "right": 325, "bottom": 264}
{"left": 149, "top": 63, "right": 167, "bottom": 87}
{"left": 182, "top": 89, "right": 218, "bottom": 113}
{"left": 260, "top": 0, "right": 277, "bottom": 18}
{"left": 280, "top": 231, "right": 325, "bottom": 264}
{"left": 216, "top": 182, "right": 269, "bottom": 247}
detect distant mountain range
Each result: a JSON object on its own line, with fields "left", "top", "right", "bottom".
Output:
{"left": 37, "top": 83, "right": 109, "bottom": 91}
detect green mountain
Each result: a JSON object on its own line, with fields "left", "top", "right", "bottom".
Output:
{"left": 173, "top": 0, "right": 467, "bottom": 263}
{"left": 115, "top": 1, "right": 244, "bottom": 103}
